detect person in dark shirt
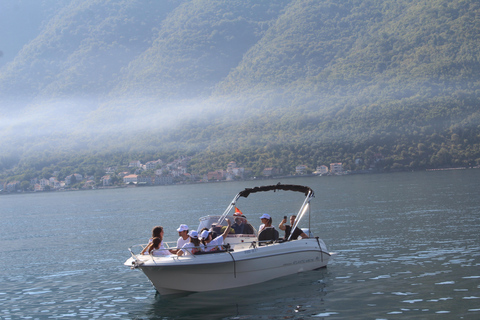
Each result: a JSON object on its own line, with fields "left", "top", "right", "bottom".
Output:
{"left": 231, "top": 216, "right": 245, "bottom": 234}
{"left": 231, "top": 216, "right": 254, "bottom": 234}
{"left": 279, "top": 215, "right": 309, "bottom": 240}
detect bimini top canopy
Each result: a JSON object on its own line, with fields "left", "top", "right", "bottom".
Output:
{"left": 216, "top": 183, "right": 315, "bottom": 231}
{"left": 238, "top": 183, "right": 314, "bottom": 198}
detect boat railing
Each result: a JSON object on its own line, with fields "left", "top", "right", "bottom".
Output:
{"left": 128, "top": 241, "right": 179, "bottom": 256}
{"left": 128, "top": 244, "right": 147, "bottom": 256}
{"left": 129, "top": 238, "right": 272, "bottom": 258}
{"left": 162, "top": 241, "right": 178, "bottom": 250}
{"left": 127, "top": 244, "right": 146, "bottom": 266}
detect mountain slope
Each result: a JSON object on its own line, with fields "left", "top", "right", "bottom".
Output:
{"left": 0, "top": 0, "right": 479, "bottom": 179}
{"left": 0, "top": 0, "right": 182, "bottom": 102}
{"left": 113, "top": 0, "right": 290, "bottom": 100}
{"left": 215, "top": 0, "right": 480, "bottom": 103}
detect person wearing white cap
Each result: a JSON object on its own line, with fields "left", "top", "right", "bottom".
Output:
{"left": 170, "top": 224, "right": 189, "bottom": 254}
{"left": 200, "top": 229, "right": 211, "bottom": 251}
{"left": 258, "top": 213, "right": 279, "bottom": 242}
{"left": 202, "top": 218, "right": 232, "bottom": 252}
{"left": 258, "top": 213, "right": 272, "bottom": 233}
{"left": 177, "top": 230, "right": 202, "bottom": 256}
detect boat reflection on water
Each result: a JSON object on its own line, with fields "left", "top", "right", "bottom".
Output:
{"left": 136, "top": 267, "right": 331, "bottom": 320}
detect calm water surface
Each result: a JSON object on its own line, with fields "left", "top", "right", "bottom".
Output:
{"left": 1, "top": 170, "right": 479, "bottom": 319}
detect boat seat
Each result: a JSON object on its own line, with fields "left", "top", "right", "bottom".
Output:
{"left": 258, "top": 227, "right": 279, "bottom": 242}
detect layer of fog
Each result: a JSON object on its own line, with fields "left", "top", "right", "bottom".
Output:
{"left": 2, "top": 80, "right": 478, "bottom": 160}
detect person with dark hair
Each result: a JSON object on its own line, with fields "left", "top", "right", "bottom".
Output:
{"left": 231, "top": 215, "right": 254, "bottom": 234}
{"left": 170, "top": 224, "right": 189, "bottom": 254}
{"left": 231, "top": 216, "right": 244, "bottom": 234}
{"left": 258, "top": 214, "right": 272, "bottom": 233}
{"left": 258, "top": 214, "right": 279, "bottom": 242}
{"left": 178, "top": 230, "right": 202, "bottom": 256}
{"left": 279, "top": 215, "right": 309, "bottom": 240}
{"left": 148, "top": 237, "right": 171, "bottom": 256}
{"left": 201, "top": 218, "right": 232, "bottom": 252}
{"left": 200, "top": 229, "right": 210, "bottom": 250}
{"left": 141, "top": 226, "right": 164, "bottom": 254}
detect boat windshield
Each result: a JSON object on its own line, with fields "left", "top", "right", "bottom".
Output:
{"left": 197, "top": 215, "right": 256, "bottom": 235}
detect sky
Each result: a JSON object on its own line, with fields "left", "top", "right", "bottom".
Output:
{"left": 0, "top": 1, "right": 58, "bottom": 68}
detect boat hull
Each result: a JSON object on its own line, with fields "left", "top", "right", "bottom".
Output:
{"left": 129, "top": 238, "right": 331, "bottom": 295}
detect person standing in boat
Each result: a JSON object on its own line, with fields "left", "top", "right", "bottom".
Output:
{"left": 279, "top": 215, "right": 309, "bottom": 240}
{"left": 202, "top": 218, "right": 232, "bottom": 252}
{"left": 140, "top": 226, "right": 164, "bottom": 255}
{"left": 177, "top": 230, "right": 202, "bottom": 256}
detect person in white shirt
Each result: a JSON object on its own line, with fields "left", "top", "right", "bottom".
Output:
{"left": 140, "top": 226, "right": 164, "bottom": 255}
{"left": 258, "top": 214, "right": 279, "bottom": 242}
{"left": 148, "top": 237, "right": 171, "bottom": 256}
{"left": 170, "top": 224, "right": 189, "bottom": 254}
{"left": 258, "top": 214, "right": 272, "bottom": 233}
{"left": 201, "top": 218, "right": 232, "bottom": 252}
{"left": 178, "top": 230, "right": 202, "bottom": 256}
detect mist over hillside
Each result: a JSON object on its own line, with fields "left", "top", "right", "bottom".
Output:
{"left": 1, "top": 0, "right": 479, "bottom": 181}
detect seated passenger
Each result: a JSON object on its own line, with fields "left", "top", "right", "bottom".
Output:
{"left": 141, "top": 226, "right": 164, "bottom": 255}
{"left": 148, "top": 237, "right": 171, "bottom": 256}
{"left": 170, "top": 224, "right": 190, "bottom": 254}
{"left": 231, "top": 217, "right": 244, "bottom": 234}
{"left": 279, "top": 215, "right": 309, "bottom": 240}
{"left": 258, "top": 214, "right": 271, "bottom": 233}
{"left": 231, "top": 216, "right": 255, "bottom": 235}
{"left": 258, "top": 214, "right": 279, "bottom": 242}
{"left": 178, "top": 230, "right": 202, "bottom": 256}
{"left": 200, "top": 229, "right": 210, "bottom": 250}
{"left": 201, "top": 218, "right": 232, "bottom": 252}
{"left": 210, "top": 224, "right": 223, "bottom": 236}
{"left": 258, "top": 227, "right": 279, "bottom": 242}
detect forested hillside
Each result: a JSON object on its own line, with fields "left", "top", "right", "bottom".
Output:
{"left": 1, "top": 0, "right": 479, "bottom": 185}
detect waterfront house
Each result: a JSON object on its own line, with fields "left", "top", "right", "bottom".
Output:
{"left": 315, "top": 165, "right": 329, "bottom": 175}
{"left": 128, "top": 160, "right": 142, "bottom": 168}
{"left": 123, "top": 174, "right": 138, "bottom": 184}
{"left": 137, "top": 175, "right": 153, "bottom": 185}
{"left": 39, "top": 178, "right": 50, "bottom": 189}
{"left": 5, "top": 181, "right": 20, "bottom": 192}
{"left": 154, "top": 175, "right": 173, "bottom": 185}
{"left": 263, "top": 168, "right": 274, "bottom": 177}
{"left": 102, "top": 175, "right": 111, "bottom": 186}
{"left": 145, "top": 160, "right": 163, "bottom": 170}
{"left": 330, "top": 163, "right": 344, "bottom": 174}
{"left": 295, "top": 165, "right": 308, "bottom": 175}
{"left": 207, "top": 170, "right": 225, "bottom": 181}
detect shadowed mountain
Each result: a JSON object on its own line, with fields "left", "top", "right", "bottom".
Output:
{"left": 0, "top": 0, "right": 479, "bottom": 179}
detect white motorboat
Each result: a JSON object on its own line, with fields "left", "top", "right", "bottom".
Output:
{"left": 124, "top": 183, "right": 332, "bottom": 295}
